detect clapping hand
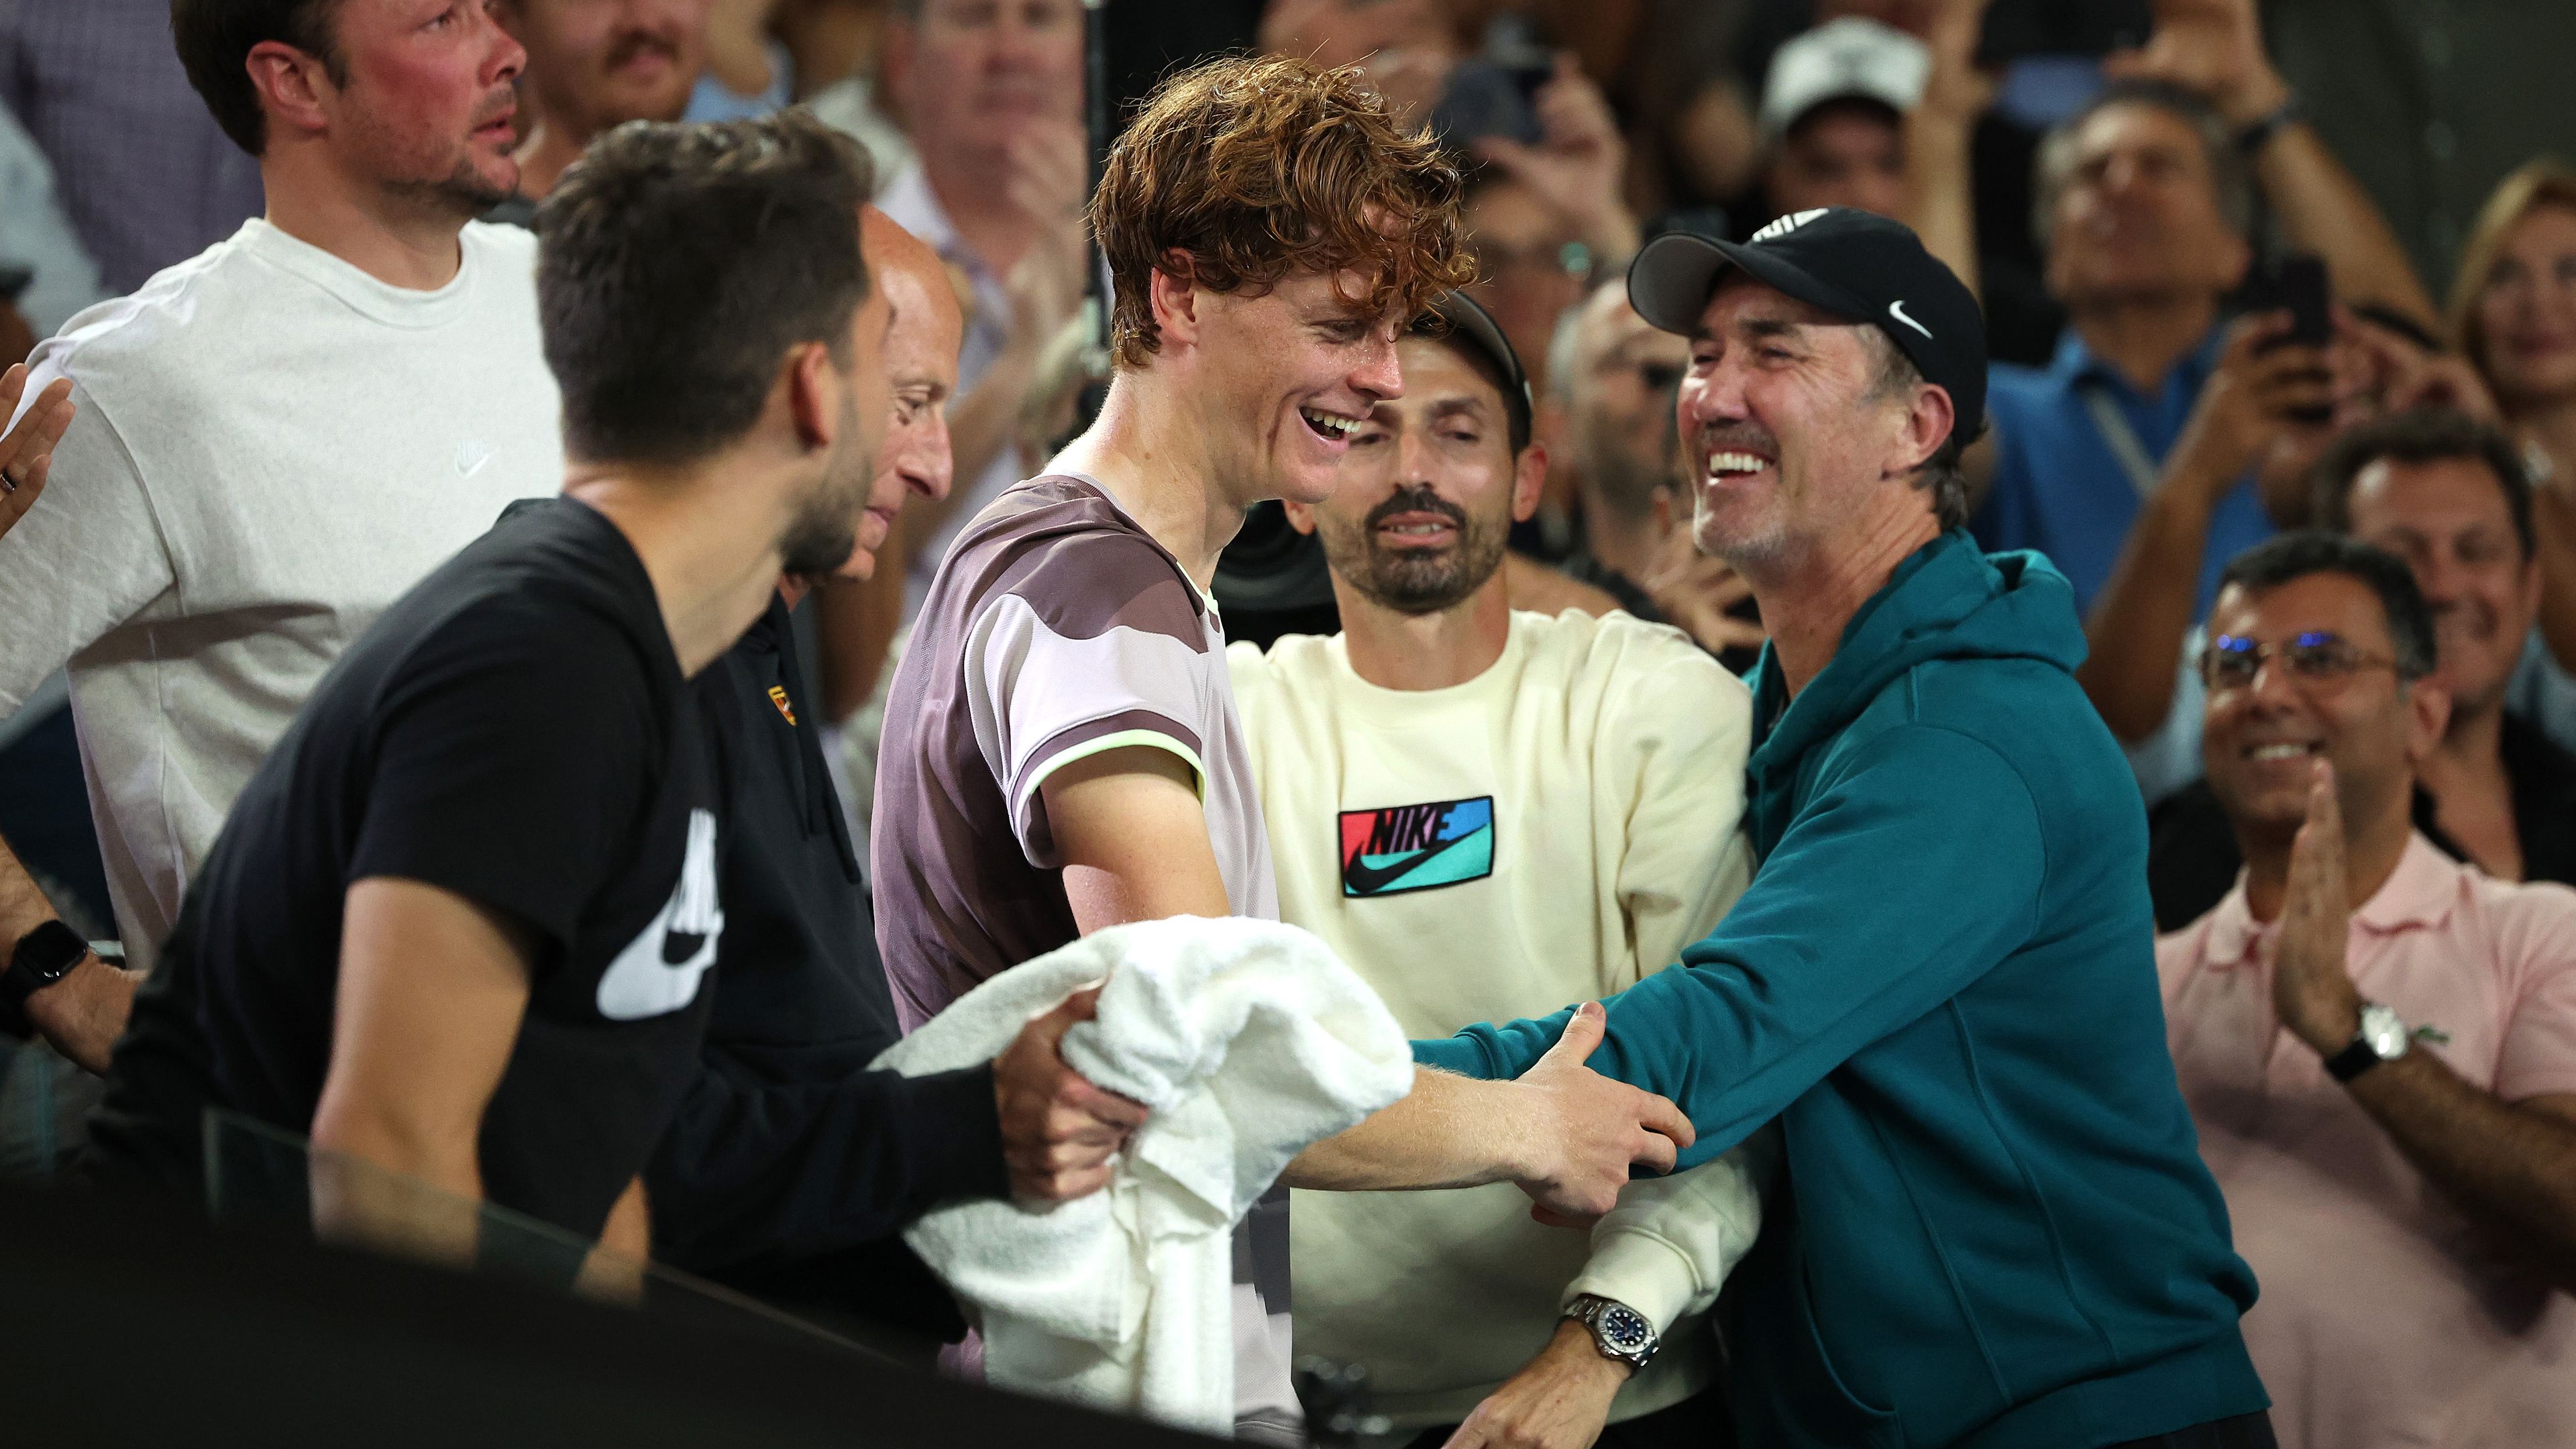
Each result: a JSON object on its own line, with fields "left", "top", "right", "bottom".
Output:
{"left": 0, "top": 362, "right": 73, "bottom": 541}
{"left": 2270, "top": 760, "right": 2363, "bottom": 1057}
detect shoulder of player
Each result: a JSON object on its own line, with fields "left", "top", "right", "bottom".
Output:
{"left": 959, "top": 478, "right": 1210, "bottom": 649}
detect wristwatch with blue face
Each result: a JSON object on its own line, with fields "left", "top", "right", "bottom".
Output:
{"left": 1566, "top": 1293, "right": 1660, "bottom": 1371}
{"left": 2324, "top": 1000, "right": 2410, "bottom": 1083}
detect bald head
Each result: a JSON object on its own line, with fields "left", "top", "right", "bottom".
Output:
{"left": 854, "top": 206, "right": 964, "bottom": 574}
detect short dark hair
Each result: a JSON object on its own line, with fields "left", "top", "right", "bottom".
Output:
{"left": 172, "top": 0, "right": 347, "bottom": 156}
{"left": 534, "top": 114, "right": 876, "bottom": 466}
{"left": 2310, "top": 407, "right": 2535, "bottom": 561}
{"left": 1863, "top": 330, "right": 1969, "bottom": 531}
{"left": 2216, "top": 531, "right": 2438, "bottom": 682}
{"left": 2033, "top": 80, "right": 2253, "bottom": 250}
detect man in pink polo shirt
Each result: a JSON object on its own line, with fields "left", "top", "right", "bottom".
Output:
{"left": 2159, "top": 529, "right": 2576, "bottom": 1449}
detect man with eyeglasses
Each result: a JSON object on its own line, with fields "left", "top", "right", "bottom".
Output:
{"left": 2157, "top": 528, "right": 2576, "bottom": 1449}
{"left": 2145, "top": 409, "right": 2576, "bottom": 929}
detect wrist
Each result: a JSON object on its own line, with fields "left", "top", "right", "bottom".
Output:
{"left": 2293, "top": 998, "right": 2362, "bottom": 1058}
{"left": 1546, "top": 1316, "right": 1635, "bottom": 1385}
{"left": 2224, "top": 71, "right": 2294, "bottom": 129}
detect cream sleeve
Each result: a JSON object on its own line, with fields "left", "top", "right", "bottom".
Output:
{"left": 1570, "top": 630, "right": 1770, "bottom": 1329}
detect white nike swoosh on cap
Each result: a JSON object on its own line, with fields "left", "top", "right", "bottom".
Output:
{"left": 1888, "top": 300, "right": 1933, "bottom": 339}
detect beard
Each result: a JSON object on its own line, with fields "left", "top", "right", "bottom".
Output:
{"left": 388, "top": 158, "right": 517, "bottom": 219}
{"left": 1315, "top": 482, "right": 1511, "bottom": 616}
{"left": 777, "top": 391, "right": 875, "bottom": 580}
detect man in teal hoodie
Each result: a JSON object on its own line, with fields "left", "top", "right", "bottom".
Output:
{"left": 1417, "top": 210, "right": 2274, "bottom": 1449}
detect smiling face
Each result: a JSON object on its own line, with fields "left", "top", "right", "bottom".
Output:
{"left": 2343, "top": 455, "right": 2538, "bottom": 716}
{"left": 2200, "top": 572, "right": 2441, "bottom": 845}
{"left": 1177, "top": 263, "right": 1407, "bottom": 511}
{"left": 1676, "top": 274, "right": 1935, "bottom": 568}
{"left": 329, "top": 0, "right": 529, "bottom": 213}
{"left": 2043, "top": 100, "right": 2249, "bottom": 309}
{"left": 1287, "top": 333, "right": 1537, "bottom": 615}
{"left": 502, "top": 0, "right": 706, "bottom": 142}
{"left": 2475, "top": 202, "right": 2576, "bottom": 409}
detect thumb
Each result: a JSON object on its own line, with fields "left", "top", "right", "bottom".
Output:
{"left": 1541, "top": 1000, "right": 1607, "bottom": 1066}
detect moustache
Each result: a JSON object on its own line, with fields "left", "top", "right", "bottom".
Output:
{"left": 1688, "top": 421, "right": 1780, "bottom": 458}
{"left": 1363, "top": 484, "right": 1468, "bottom": 533}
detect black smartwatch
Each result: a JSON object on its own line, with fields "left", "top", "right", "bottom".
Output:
{"left": 2, "top": 919, "right": 91, "bottom": 1012}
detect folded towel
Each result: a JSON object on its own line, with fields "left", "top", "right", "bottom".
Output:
{"left": 875, "top": 915, "right": 1413, "bottom": 1435}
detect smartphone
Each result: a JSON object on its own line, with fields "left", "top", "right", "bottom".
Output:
{"left": 2247, "top": 254, "right": 2333, "bottom": 348}
{"left": 0, "top": 264, "right": 31, "bottom": 306}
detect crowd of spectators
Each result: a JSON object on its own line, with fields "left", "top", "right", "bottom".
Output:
{"left": 1, "top": 1, "right": 2573, "bottom": 1446}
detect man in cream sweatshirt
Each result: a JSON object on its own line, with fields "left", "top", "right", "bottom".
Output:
{"left": 1229, "top": 291, "right": 1768, "bottom": 1448}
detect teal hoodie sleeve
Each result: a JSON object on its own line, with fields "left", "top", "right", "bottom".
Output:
{"left": 1415, "top": 722, "right": 2047, "bottom": 1167}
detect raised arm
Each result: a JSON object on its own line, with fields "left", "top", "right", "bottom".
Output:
{"left": 2079, "top": 312, "right": 2326, "bottom": 739}
{"left": 2103, "top": 0, "right": 2434, "bottom": 328}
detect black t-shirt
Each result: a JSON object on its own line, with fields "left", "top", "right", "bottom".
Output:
{"left": 87, "top": 499, "right": 722, "bottom": 1241}
{"left": 646, "top": 593, "right": 1005, "bottom": 1338}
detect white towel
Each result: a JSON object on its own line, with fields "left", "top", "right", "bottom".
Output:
{"left": 875, "top": 916, "right": 1413, "bottom": 1435}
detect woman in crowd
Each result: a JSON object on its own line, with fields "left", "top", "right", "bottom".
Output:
{"left": 2455, "top": 160, "right": 2576, "bottom": 675}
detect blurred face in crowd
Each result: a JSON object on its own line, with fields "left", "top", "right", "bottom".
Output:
{"left": 781, "top": 278, "right": 894, "bottom": 580}
{"left": 888, "top": 0, "right": 1083, "bottom": 163}
{"left": 2475, "top": 203, "right": 2576, "bottom": 408}
{"left": 2343, "top": 456, "right": 2538, "bottom": 718}
{"left": 311, "top": 0, "right": 529, "bottom": 212}
{"left": 1291, "top": 334, "right": 1540, "bottom": 614}
{"left": 1766, "top": 101, "right": 1907, "bottom": 221}
{"left": 839, "top": 208, "right": 964, "bottom": 581}
{"left": 2200, "top": 573, "right": 2445, "bottom": 845}
{"left": 1466, "top": 177, "right": 1587, "bottom": 398}
{"left": 500, "top": 0, "right": 707, "bottom": 141}
{"left": 2043, "top": 100, "right": 2250, "bottom": 310}
{"left": 1567, "top": 286, "right": 1688, "bottom": 517}
{"left": 1677, "top": 276, "right": 1940, "bottom": 567}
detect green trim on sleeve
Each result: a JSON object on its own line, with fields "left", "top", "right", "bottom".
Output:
{"left": 1024, "top": 729, "right": 1210, "bottom": 802}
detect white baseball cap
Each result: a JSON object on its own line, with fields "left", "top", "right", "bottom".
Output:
{"left": 1758, "top": 17, "right": 1931, "bottom": 146}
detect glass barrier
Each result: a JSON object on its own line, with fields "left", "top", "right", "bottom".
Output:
{"left": 202, "top": 1108, "right": 885, "bottom": 1359}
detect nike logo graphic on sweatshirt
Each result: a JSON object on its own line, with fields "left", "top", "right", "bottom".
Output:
{"left": 1340, "top": 796, "right": 1496, "bottom": 898}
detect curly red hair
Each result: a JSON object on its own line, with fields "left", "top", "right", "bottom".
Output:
{"left": 1093, "top": 53, "right": 1472, "bottom": 370}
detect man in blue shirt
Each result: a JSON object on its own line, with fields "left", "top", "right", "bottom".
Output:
{"left": 1966, "top": 50, "right": 2434, "bottom": 623}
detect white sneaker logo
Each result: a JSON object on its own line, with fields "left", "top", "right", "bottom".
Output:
{"left": 1888, "top": 300, "right": 1933, "bottom": 339}
{"left": 454, "top": 439, "right": 492, "bottom": 478}
{"left": 596, "top": 808, "right": 723, "bottom": 1021}
{"left": 1752, "top": 209, "right": 1828, "bottom": 242}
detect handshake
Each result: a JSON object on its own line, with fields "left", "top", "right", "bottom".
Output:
{"left": 997, "top": 992, "right": 1694, "bottom": 1217}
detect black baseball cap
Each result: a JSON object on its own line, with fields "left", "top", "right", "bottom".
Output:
{"left": 1627, "top": 207, "right": 1986, "bottom": 444}
{"left": 1412, "top": 289, "right": 1534, "bottom": 451}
